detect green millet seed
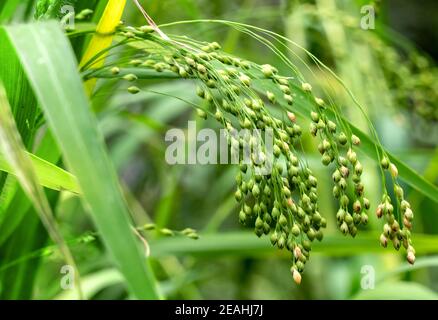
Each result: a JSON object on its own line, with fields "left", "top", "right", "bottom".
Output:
{"left": 381, "top": 157, "right": 390, "bottom": 169}
{"left": 123, "top": 74, "right": 138, "bottom": 82}
{"left": 301, "top": 82, "right": 312, "bottom": 92}
{"left": 129, "top": 59, "right": 142, "bottom": 66}
{"left": 139, "top": 25, "right": 154, "bottom": 33}
{"left": 187, "top": 233, "right": 200, "bottom": 240}
{"left": 351, "top": 134, "right": 361, "bottom": 145}
{"left": 111, "top": 67, "right": 120, "bottom": 75}
{"left": 337, "top": 132, "right": 348, "bottom": 145}
{"left": 161, "top": 228, "right": 174, "bottom": 236}
{"left": 142, "top": 223, "right": 156, "bottom": 230}
{"left": 315, "top": 97, "right": 325, "bottom": 108}
{"left": 127, "top": 86, "right": 140, "bottom": 94}
{"left": 284, "top": 94, "right": 294, "bottom": 105}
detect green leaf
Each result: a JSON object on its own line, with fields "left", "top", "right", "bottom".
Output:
{"left": 0, "top": 152, "right": 80, "bottom": 194}
{"left": 0, "top": 82, "right": 81, "bottom": 298}
{"left": 4, "top": 21, "right": 160, "bottom": 299}
{"left": 0, "top": 0, "right": 22, "bottom": 22}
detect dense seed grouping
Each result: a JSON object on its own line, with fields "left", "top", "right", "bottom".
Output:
{"left": 80, "top": 23, "right": 417, "bottom": 284}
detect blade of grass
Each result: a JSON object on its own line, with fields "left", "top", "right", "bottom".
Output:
{"left": 0, "top": 0, "right": 22, "bottom": 23}
{"left": 0, "top": 151, "right": 80, "bottom": 193}
{"left": 0, "top": 25, "right": 55, "bottom": 298}
{"left": 4, "top": 21, "right": 160, "bottom": 299}
{"left": 0, "top": 82, "right": 82, "bottom": 299}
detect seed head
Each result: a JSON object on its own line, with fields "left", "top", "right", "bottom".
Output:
{"left": 267, "top": 91, "right": 276, "bottom": 103}
{"left": 287, "top": 111, "right": 296, "bottom": 123}
{"left": 270, "top": 232, "right": 278, "bottom": 245}
{"left": 395, "top": 185, "right": 404, "bottom": 199}
{"left": 210, "top": 41, "right": 221, "bottom": 50}
{"left": 389, "top": 163, "right": 399, "bottom": 177}
{"left": 363, "top": 198, "right": 370, "bottom": 210}
{"left": 123, "top": 74, "right": 138, "bottom": 82}
{"left": 161, "top": 228, "right": 174, "bottom": 236}
{"left": 110, "top": 67, "right": 120, "bottom": 75}
{"left": 196, "top": 108, "right": 207, "bottom": 119}
{"left": 143, "top": 223, "right": 156, "bottom": 230}
{"left": 129, "top": 59, "right": 142, "bottom": 66}
{"left": 291, "top": 268, "right": 302, "bottom": 285}
{"left": 347, "top": 148, "right": 357, "bottom": 164}
{"left": 127, "top": 86, "right": 140, "bottom": 94}
{"left": 139, "top": 25, "right": 154, "bottom": 33}
{"left": 252, "top": 184, "right": 260, "bottom": 198}
{"left": 239, "top": 74, "right": 251, "bottom": 87}
{"left": 294, "top": 246, "right": 302, "bottom": 259}
{"left": 338, "top": 132, "right": 348, "bottom": 145}
{"left": 197, "top": 64, "right": 207, "bottom": 74}
{"left": 381, "top": 157, "right": 390, "bottom": 169}
{"left": 301, "top": 82, "right": 312, "bottom": 92}
{"left": 292, "top": 224, "right": 301, "bottom": 237}
{"left": 284, "top": 94, "right": 294, "bottom": 105}
{"left": 328, "top": 121, "right": 337, "bottom": 132}
{"left": 353, "top": 200, "right": 361, "bottom": 213}
{"left": 351, "top": 134, "right": 361, "bottom": 145}
{"left": 187, "top": 232, "right": 200, "bottom": 240}
{"left": 235, "top": 189, "right": 243, "bottom": 202}
{"left": 407, "top": 251, "right": 416, "bottom": 265}
{"left": 255, "top": 216, "right": 264, "bottom": 229}
{"left": 261, "top": 64, "right": 276, "bottom": 77}
{"left": 380, "top": 234, "right": 388, "bottom": 247}
{"left": 311, "top": 111, "right": 319, "bottom": 122}
{"left": 403, "top": 217, "right": 412, "bottom": 229}
{"left": 315, "top": 97, "right": 325, "bottom": 107}
{"left": 340, "top": 222, "right": 349, "bottom": 235}
{"left": 279, "top": 214, "right": 288, "bottom": 227}
{"left": 404, "top": 208, "right": 414, "bottom": 221}
{"left": 383, "top": 223, "right": 391, "bottom": 237}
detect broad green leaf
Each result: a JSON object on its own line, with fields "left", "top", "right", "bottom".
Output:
{"left": 4, "top": 21, "right": 160, "bottom": 300}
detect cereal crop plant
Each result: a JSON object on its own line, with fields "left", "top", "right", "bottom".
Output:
{"left": 0, "top": 0, "right": 437, "bottom": 300}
